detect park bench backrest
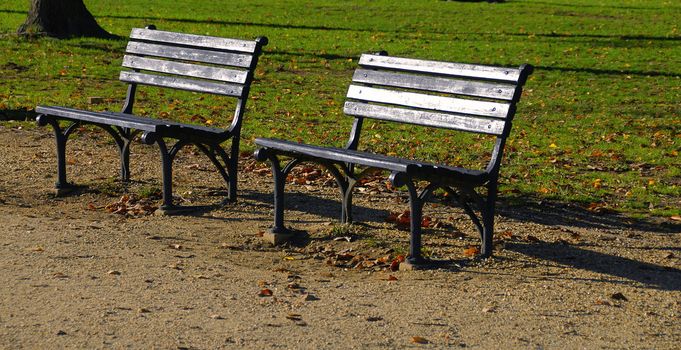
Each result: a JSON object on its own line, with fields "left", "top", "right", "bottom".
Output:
{"left": 119, "top": 26, "right": 266, "bottom": 122}
{"left": 343, "top": 53, "right": 533, "bottom": 172}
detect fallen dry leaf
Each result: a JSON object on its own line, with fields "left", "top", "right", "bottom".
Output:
{"left": 463, "top": 246, "right": 480, "bottom": 257}
{"left": 411, "top": 336, "right": 429, "bottom": 344}
{"left": 386, "top": 275, "right": 398, "bottom": 282}
{"left": 259, "top": 288, "right": 273, "bottom": 297}
{"left": 421, "top": 216, "right": 432, "bottom": 228}
{"left": 389, "top": 259, "right": 400, "bottom": 272}
{"left": 671, "top": 216, "right": 681, "bottom": 222}
{"left": 107, "top": 270, "right": 121, "bottom": 275}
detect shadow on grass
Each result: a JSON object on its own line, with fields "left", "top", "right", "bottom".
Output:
{"left": 507, "top": 241, "right": 681, "bottom": 291}
{"left": 535, "top": 65, "right": 680, "bottom": 78}
{"left": 515, "top": 0, "right": 676, "bottom": 11}
{"left": 0, "top": 9, "right": 24, "bottom": 15}
{"left": 0, "top": 109, "right": 36, "bottom": 121}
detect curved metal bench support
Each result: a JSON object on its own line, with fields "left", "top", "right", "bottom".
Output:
{"left": 37, "top": 115, "right": 139, "bottom": 194}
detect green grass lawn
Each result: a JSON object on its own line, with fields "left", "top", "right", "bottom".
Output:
{"left": 1, "top": 0, "right": 679, "bottom": 218}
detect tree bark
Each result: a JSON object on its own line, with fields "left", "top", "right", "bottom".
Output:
{"left": 17, "top": 0, "right": 114, "bottom": 38}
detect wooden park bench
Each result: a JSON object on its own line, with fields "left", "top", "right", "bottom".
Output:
{"left": 36, "top": 26, "right": 267, "bottom": 213}
{"left": 254, "top": 53, "right": 533, "bottom": 267}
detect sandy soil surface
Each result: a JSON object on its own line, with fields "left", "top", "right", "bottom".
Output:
{"left": 0, "top": 124, "right": 679, "bottom": 349}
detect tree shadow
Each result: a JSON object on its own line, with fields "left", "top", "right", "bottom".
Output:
{"left": 535, "top": 65, "right": 680, "bottom": 78}
{"left": 0, "top": 9, "right": 25, "bottom": 15}
{"left": 515, "top": 0, "right": 674, "bottom": 11}
{"left": 100, "top": 14, "right": 358, "bottom": 33}
{"left": 506, "top": 241, "right": 681, "bottom": 291}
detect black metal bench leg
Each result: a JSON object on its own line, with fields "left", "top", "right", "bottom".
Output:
{"left": 54, "top": 129, "right": 69, "bottom": 191}
{"left": 141, "top": 132, "right": 179, "bottom": 212}
{"left": 480, "top": 182, "right": 497, "bottom": 258}
{"left": 37, "top": 116, "right": 79, "bottom": 195}
{"left": 271, "top": 157, "right": 288, "bottom": 234}
{"left": 195, "top": 144, "right": 234, "bottom": 205}
{"left": 119, "top": 138, "right": 131, "bottom": 181}
{"left": 404, "top": 180, "right": 425, "bottom": 267}
{"left": 261, "top": 155, "right": 296, "bottom": 244}
{"left": 157, "top": 138, "right": 174, "bottom": 209}
{"left": 99, "top": 125, "right": 136, "bottom": 183}
{"left": 341, "top": 178, "right": 355, "bottom": 224}
{"left": 318, "top": 162, "right": 354, "bottom": 224}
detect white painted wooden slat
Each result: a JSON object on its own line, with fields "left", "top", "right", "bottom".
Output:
{"left": 120, "top": 71, "right": 243, "bottom": 97}
{"left": 352, "top": 69, "right": 516, "bottom": 100}
{"left": 359, "top": 54, "right": 521, "bottom": 82}
{"left": 130, "top": 28, "right": 257, "bottom": 53}
{"left": 343, "top": 102, "right": 506, "bottom": 135}
{"left": 126, "top": 42, "right": 252, "bottom": 67}
{"left": 346, "top": 85, "right": 510, "bottom": 118}
{"left": 122, "top": 56, "right": 248, "bottom": 83}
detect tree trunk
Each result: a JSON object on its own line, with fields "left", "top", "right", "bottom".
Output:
{"left": 17, "top": 0, "right": 114, "bottom": 38}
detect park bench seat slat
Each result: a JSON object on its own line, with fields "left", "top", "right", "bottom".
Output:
{"left": 125, "top": 42, "right": 253, "bottom": 68}
{"left": 36, "top": 106, "right": 160, "bottom": 131}
{"left": 119, "top": 71, "right": 244, "bottom": 97}
{"left": 346, "top": 85, "right": 510, "bottom": 119}
{"left": 35, "top": 106, "right": 228, "bottom": 137}
{"left": 343, "top": 101, "right": 506, "bottom": 135}
{"left": 122, "top": 56, "right": 249, "bottom": 84}
{"left": 129, "top": 28, "right": 258, "bottom": 53}
{"left": 359, "top": 54, "right": 522, "bottom": 83}
{"left": 352, "top": 69, "right": 516, "bottom": 101}
{"left": 255, "top": 138, "right": 488, "bottom": 185}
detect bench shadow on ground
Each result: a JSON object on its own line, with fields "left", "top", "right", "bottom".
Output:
{"left": 506, "top": 241, "right": 681, "bottom": 292}
{"left": 498, "top": 195, "right": 679, "bottom": 234}
{"left": 239, "top": 189, "right": 389, "bottom": 226}
{"left": 243, "top": 187, "right": 680, "bottom": 289}
{"left": 497, "top": 196, "right": 680, "bottom": 291}
{"left": 244, "top": 185, "right": 680, "bottom": 235}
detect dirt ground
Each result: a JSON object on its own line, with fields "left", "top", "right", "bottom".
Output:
{"left": 0, "top": 124, "right": 679, "bottom": 349}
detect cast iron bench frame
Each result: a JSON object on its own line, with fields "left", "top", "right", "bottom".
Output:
{"left": 255, "top": 52, "right": 532, "bottom": 266}
{"left": 36, "top": 25, "right": 267, "bottom": 212}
